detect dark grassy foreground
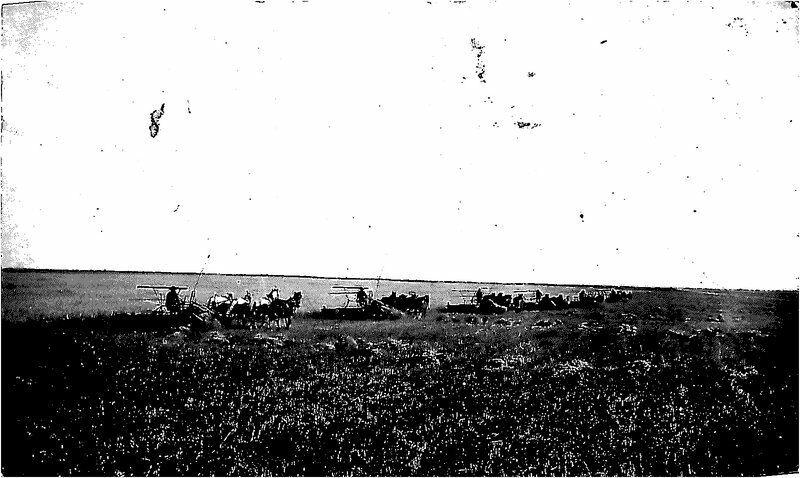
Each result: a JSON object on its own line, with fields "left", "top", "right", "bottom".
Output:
{"left": 2, "top": 295, "right": 798, "bottom": 476}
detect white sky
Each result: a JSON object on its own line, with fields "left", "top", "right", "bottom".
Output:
{"left": 1, "top": 0, "right": 798, "bottom": 289}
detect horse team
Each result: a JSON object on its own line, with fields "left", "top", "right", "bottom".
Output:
{"left": 204, "top": 288, "right": 432, "bottom": 328}
{"left": 513, "top": 288, "right": 632, "bottom": 311}
{"left": 447, "top": 288, "right": 632, "bottom": 314}
{"left": 202, "top": 286, "right": 630, "bottom": 328}
{"left": 378, "top": 291, "right": 430, "bottom": 318}
{"left": 207, "top": 289, "right": 303, "bottom": 329}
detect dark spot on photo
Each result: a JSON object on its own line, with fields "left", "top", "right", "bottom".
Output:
{"left": 470, "top": 38, "right": 486, "bottom": 83}
{"left": 149, "top": 103, "right": 165, "bottom": 138}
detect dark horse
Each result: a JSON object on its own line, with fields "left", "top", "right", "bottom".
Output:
{"left": 380, "top": 292, "right": 430, "bottom": 318}
{"left": 253, "top": 291, "right": 302, "bottom": 328}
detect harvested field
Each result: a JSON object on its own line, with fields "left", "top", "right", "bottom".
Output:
{"left": 1, "top": 270, "right": 798, "bottom": 475}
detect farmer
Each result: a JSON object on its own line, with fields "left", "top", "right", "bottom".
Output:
{"left": 165, "top": 286, "right": 181, "bottom": 313}
{"left": 475, "top": 287, "right": 483, "bottom": 306}
{"left": 356, "top": 287, "right": 368, "bottom": 308}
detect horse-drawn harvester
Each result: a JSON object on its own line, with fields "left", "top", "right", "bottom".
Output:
{"left": 135, "top": 283, "right": 302, "bottom": 329}
{"left": 317, "top": 286, "right": 402, "bottom": 321}
{"left": 135, "top": 284, "right": 215, "bottom": 327}
{"left": 445, "top": 288, "right": 511, "bottom": 314}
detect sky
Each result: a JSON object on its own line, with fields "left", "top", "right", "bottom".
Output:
{"left": 1, "top": 0, "right": 798, "bottom": 290}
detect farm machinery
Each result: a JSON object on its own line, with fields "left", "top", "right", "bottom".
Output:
{"left": 445, "top": 288, "right": 512, "bottom": 314}
{"left": 135, "top": 284, "right": 215, "bottom": 327}
{"left": 136, "top": 284, "right": 303, "bottom": 330}
{"left": 317, "top": 286, "right": 402, "bottom": 321}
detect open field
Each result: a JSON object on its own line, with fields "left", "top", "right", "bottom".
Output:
{"left": 1, "top": 269, "right": 624, "bottom": 321}
{"left": 0, "top": 269, "right": 792, "bottom": 326}
{"left": 1, "top": 270, "right": 798, "bottom": 475}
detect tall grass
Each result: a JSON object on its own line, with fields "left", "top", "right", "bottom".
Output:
{"left": 2, "top": 304, "right": 797, "bottom": 476}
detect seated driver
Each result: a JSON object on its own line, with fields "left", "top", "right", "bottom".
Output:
{"left": 165, "top": 286, "right": 182, "bottom": 313}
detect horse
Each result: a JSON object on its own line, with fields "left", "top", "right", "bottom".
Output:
{"left": 226, "top": 291, "right": 254, "bottom": 328}
{"left": 552, "top": 294, "right": 569, "bottom": 310}
{"left": 479, "top": 298, "right": 508, "bottom": 314}
{"left": 270, "top": 291, "right": 302, "bottom": 328}
{"left": 252, "top": 298, "right": 273, "bottom": 328}
{"left": 251, "top": 288, "right": 280, "bottom": 328}
{"left": 537, "top": 294, "right": 557, "bottom": 311}
{"left": 606, "top": 289, "right": 632, "bottom": 303}
{"left": 381, "top": 292, "right": 399, "bottom": 309}
{"left": 380, "top": 291, "right": 430, "bottom": 318}
{"left": 574, "top": 289, "right": 604, "bottom": 308}
{"left": 484, "top": 292, "right": 512, "bottom": 308}
{"left": 254, "top": 291, "right": 302, "bottom": 329}
{"left": 403, "top": 294, "right": 429, "bottom": 318}
{"left": 207, "top": 293, "right": 234, "bottom": 316}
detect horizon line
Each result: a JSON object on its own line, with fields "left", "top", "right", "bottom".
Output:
{"left": 1, "top": 267, "right": 795, "bottom": 293}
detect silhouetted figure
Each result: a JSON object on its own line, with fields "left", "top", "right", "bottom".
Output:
{"left": 165, "top": 286, "right": 181, "bottom": 313}
{"left": 356, "top": 287, "right": 368, "bottom": 308}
